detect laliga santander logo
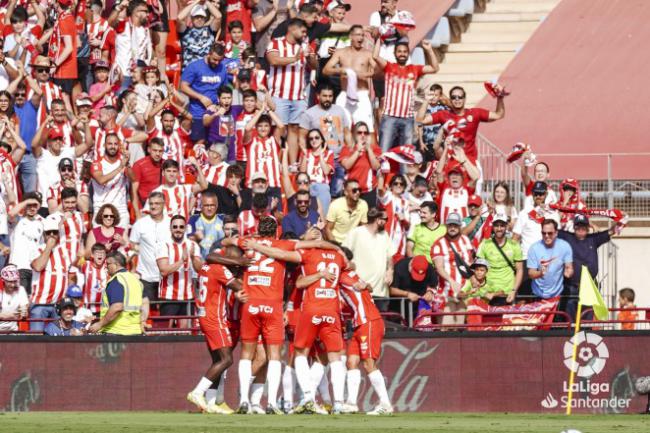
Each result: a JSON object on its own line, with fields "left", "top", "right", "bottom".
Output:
{"left": 563, "top": 332, "right": 609, "bottom": 378}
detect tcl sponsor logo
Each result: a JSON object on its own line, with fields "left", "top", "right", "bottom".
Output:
{"left": 315, "top": 288, "right": 336, "bottom": 299}
{"left": 311, "top": 315, "right": 336, "bottom": 325}
{"left": 248, "top": 275, "right": 272, "bottom": 286}
{"left": 248, "top": 305, "right": 274, "bottom": 315}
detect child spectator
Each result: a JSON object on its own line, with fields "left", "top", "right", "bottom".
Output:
{"left": 88, "top": 60, "right": 112, "bottom": 117}
{"left": 617, "top": 287, "right": 638, "bottom": 331}
{"left": 225, "top": 20, "right": 249, "bottom": 60}
{"left": 458, "top": 258, "right": 495, "bottom": 301}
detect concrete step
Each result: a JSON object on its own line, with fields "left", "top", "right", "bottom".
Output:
{"left": 461, "top": 32, "right": 534, "bottom": 43}
{"left": 437, "top": 59, "right": 512, "bottom": 74}
{"left": 472, "top": 12, "right": 547, "bottom": 22}
{"left": 466, "top": 21, "right": 541, "bottom": 34}
{"left": 442, "top": 51, "right": 516, "bottom": 65}
{"left": 487, "top": 0, "right": 560, "bottom": 14}
{"left": 447, "top": 42, "right": 521, "bottom": 53}
{"left": 433, "top": 72, "right": 500, "bottom": 83}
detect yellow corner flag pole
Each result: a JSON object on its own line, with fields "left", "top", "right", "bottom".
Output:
{"left": 565, "top": 301, "right": 582, "bottom": 415}
{"left": 566, "top": 266, "right": 609, "bottom": 415}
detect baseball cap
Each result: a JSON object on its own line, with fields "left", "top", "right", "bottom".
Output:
{"left": 410, "top": 255, "right": 429, "bottom": 282}
{"left": 492, "top": 213, "right": 509, "bottom": 224}
{"left": 58, "top": 296, "right": 76, "bottom": 310}
{"left": 468, "top": 194, "right": 482, "bottom": 207}
{"left": 58, "top": 158, "right": 74, "bottom": 171}
{"left": 574, "top": 214, "right": 589, "bottom": 226}
{"left": 251, "top": 171, "right": 268, "bottom": 182}
{"left": 413, "top": 175, "right": 428, "bottom": 187}
{"left": 93, "top": 59, "right": 110, "bottom": 70}
{"left": 471, "top": 258, "right": 490, "bottom": 269}
{"left": 0, "top": 264, "right": 19, "bottom": 282}
{"left": 48, "top": 128, "right": 64, "bottom": 140}
{"left": 327, "top": 0, "right": 351, "bottom": 12}
{"left": 76, "top": 92, "right": 92, "bottom": 107}
{"left": 532, "top": 181, "right": 548, "bottom": 195}
{"left": 66, "top": 284, "right": 83, "bottom": 298}
{"left": 191, "top": 5, "right": 207, "bottom": 17}
{"left": 445, "top": 212, "right": 462, "bottom": 226}
{"left": 43, "top": 215, "right": 60, "bottom": 232}
{"left": 58, "top": 0, "right": 73, "bottom": 7}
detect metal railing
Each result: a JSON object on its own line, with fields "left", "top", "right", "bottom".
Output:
{"left": 476, "top": 133, "right": 523, "bottom": 204}
{"left": 412, "top": 310, "right": 573, "bottom": 331}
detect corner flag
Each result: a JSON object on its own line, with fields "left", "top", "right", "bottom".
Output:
{"left": 578, "top": 265, "right": 608, "bottom": 320}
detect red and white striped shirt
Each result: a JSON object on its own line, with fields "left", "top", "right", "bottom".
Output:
{"left": 55, "top": 211, "right": 89, "bottom": 246}
{"left": 382, "top": 63, "right": 424, "bottom": 118}
{"left": 90, "top": 156, "right": 129, "bottom": 211}
{"left": 431, "top": 235, "right": 474, "bottom": 297}
{"left": 245, "top": 133, "right": 281, "bottom": 188}
{"left": 266, "top": 37, "right": 307, "bottom": 101}
{"left": 87, "top": 17, "right": 114, "bottom": 63}
{"left": 46, "top": 179, "right": 89, "bottom": 208}
{"left": 90, "top": 125, "right": 134, "bottom": 160}
{"left": 30, "top": 243, "right": 76, "bottom": 305}
{"left": 379, "top": 191, "right": 409, "bottom": 257}
{"left": 438, "top": 183, "right": 471, "bottom": 223}
{"left": 82, "top": 261, "right": 108, "bottom": 313}
{"left": 303, "top": 148, "right": 334, "bottom": 184}
{"left": 155, "top": 239, "right": 201, "bottom": 301}
{"left": 204, "top": 162, "right": 229, "bottom": 187}
{"left": 28, "top": 81, "right": 64, "bottom": 127}
{"left": 147, "top": 126, "right": 189, "bottom": 164}
{"left": 53, "top": 121, "right": 75, "bottom": 150}
{"left": 150, "top": 183, "right": 195, "bottom": 220}
{"left": 234, "top": 110, "right": 256, "bottom": 161}
{"left": 236, "top": 211, "right": 279, "bottom": 237}
{"left": 0, "top": 149, "right": 17, "bottom": 204}
{"left": 339, "top": 270, "right": 382, "bottom": 327}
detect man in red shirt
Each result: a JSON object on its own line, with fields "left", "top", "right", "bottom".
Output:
{"left": 373, "top": 39, "right": 438, "bottom": 152}
{"left": 130, "top": 138, "right": 164, "bottom": 217}
{"left": 187, "top": 245, "right": 246, "bottom": 414}
{"left": 244, "top": 228, "right": 348, "bottom": 414}
{"left": 417, "top": 85, "right": 505, "bottom": 163}
{"left": 49, "top": 0, "right": 78, "bottom": 104}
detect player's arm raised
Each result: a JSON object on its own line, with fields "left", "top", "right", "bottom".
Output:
{"left": 296, "top": 269, "right": 337, "bottom": 290}
{"left": 244, "top": 240, "right": 302, "bottom": 263}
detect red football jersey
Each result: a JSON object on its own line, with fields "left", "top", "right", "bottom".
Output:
{"left": 197, "top": 263, "right": 235, "bottom": 328}
{"left": 237, "top": 237, "right": 295, "bottom": 302}
{"left": 298, "top": 248, "right": 346, "bottom": 313}
{"left": 339, "top": 270, "right": 382, "bottom": 327}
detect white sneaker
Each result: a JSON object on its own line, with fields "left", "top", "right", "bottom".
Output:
{"left": 186, "top": 392, "right": 208, "bottom": 412}
{"left": 250, "top": 403, "right": 266, "bottom": 414}
{"left": 205, "top": 402, "right": 233, "bottom": 414}
{"left": 332, "top": 402, "right": 344, "bottom": 414}
{"left": 366, "top": 403, "right": 394, "bottom": 416}
{"left": 340, "top": 403, "right": 359, "bottom": 414}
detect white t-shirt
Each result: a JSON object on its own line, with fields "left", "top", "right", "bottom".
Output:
{"left": 9, "top": 215, "right": 44, "bottom": 269}
{"left": 0, "top": 286, "right": 29, "bottom": 331}
{"left": 406, "top": 191, "right": 433, "bottom": 228}
{"left": 512, "top": 206, "right": 559, "bottom": 259}
{"left": 36, "top": 148, "right": 76, "bottom": 205}
{"left": 129, "top": 215, "right": 171, "bottom": 283}
{"left": 91, "top": 157, "right": 129, "bottom": 212}
{"left": 343, "top": 225, "right": 397, "bottom": 297}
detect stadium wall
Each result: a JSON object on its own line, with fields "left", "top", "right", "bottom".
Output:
{"left": 1, "top": 332, "right": 648, "bottom": 413}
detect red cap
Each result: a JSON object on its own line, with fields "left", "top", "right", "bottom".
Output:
{"left": 58, "top": 0, "right": 73, "bottom": 7}
{"left": 48, "top": 127, "right": 64, "bottom": 140}
{"left": 410, "top": 256, "right": 429, "bottom": 282}
{"left": 468, "top": 194, "right": 482, "bottom": 207}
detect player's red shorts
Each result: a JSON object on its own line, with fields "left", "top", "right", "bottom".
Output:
{"left": 294, "top": 309, "right": 343, "bottom": 353}
{"left": 229, "top": 321, "right": 241, "bottom": 346}
{"left": 240, "top": 300, "right": 284, "bottom": 345}
{"left": 347, "top": 318, "right": 384, "bottom": 360}
{"left": 200, "top": 321, "right": 233, "bottom": 351}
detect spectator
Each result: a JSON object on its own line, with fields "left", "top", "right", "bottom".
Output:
{"left": 340, "top": 121, "right": 381, "bottom": 207}
{"left": 27, "top": 56, "right": 68, "bottom": 127}
{"left": 325, "top": 179, "right": 368, "bottom": 243}
{"left": 0, "top": 264, "right": 29, "bottom": 332}
{"left": 85, "top": 204, "right": 128, "bottom": 257}
{"left": 203, "top": 143, "right": 231, "bottom": 188}
{"left": 237, "top": 192, "right": 276, "bottom": 237}
{"left": 476, "top": 214, "right": 524, "bottom": 305}
{"left": 431, "top": 212, "right": 474, "bottom": 326}
{"left": 317, "top": 1, "right": 353, "bottom": 93}
{"left": 378, "top": 174, "right": 410, "bottom": 259}
{"left": 458, "top": 258, "right": 495, "bottom": 302}
{"left": 617, "top": 288, "right": 637, "bottom": 331}
{"left": 416, "top": 84, "right": 449, "bottom": 160}
{"left": 46, "top": 158, "right": 90, "bottom": 214}
{"left": 156, "top": 216, "right": 203, "bottom": 327}
{"left": 130, "top": 138, "right": 164, "bottom": 217}
{"left": 369, "top": 0, "right": 406, "bottom": 64}
{"left": 146, "top": 107, "right": 192, "bottom": 165}
{"left": 242, "top": 108, "right": 285, "bottom": 195}
{"left": 177, "top": 1, "right": 222, "bottom": 68}
{"left": 251, "top": 0, "right": 292, "bottom": 68}
{"left": 4, "top": 3, "right": 46, "bottom": 69}
{"left": 281, "top": 190, "right": 320, "bottom": 239}
{"left": 116, "top": 90, "right": 146, "bottom": 131}
{"left": 49, "top": 0, "right": 78, "bottom": 107}
{"left": 489, "top": 181, "right": 518, "bottom": 231}
{"left": 280, "top": 150, "right": 322, "bottom": 216}
{"left": 65, "top": 284, "right": 94, "bottom": 324}
{"left": 225, "top": 0, "right": 254, "bottom": 45}
{"left": 461, "top": 194, "right": 486, "bottom": 242}
{"left": 298, "top": 83, "right": 351, "bottom": 197}
{"left": 52, "top": 188, "right": 88, "bottom": 254}
{"left": 299, "top": 128, "right": 334, "bottom": 213}
{"left": 80, "top": 243, "right": 109, "bottom": 316}
{"left": 389, "top": 255, "right": 437, "bottom": 320}
{"left": 513, "top": 181, "right": 559, "bottom": 261}
{"left": 180, "top": 42, "right": 230, "bottom": 143}
{"left": 13, "top": 72, "right": 42, "bottom": 194}
{"left": 265, "top": 18, "right": 316, "bottom": 164}
{"left": 405, "top": 176, "right": 433, "bottom": 227}
{"left": 90, "top": 98, "right": 148, "bottom": 159}
{"left": 89, "top": 132, "right": 130, "bottom": 226}
{"left": 8, "top": 192, "right": 43, "bottom": 294}
{"left": 406, "top": 200, "right": 445, "bottom": 263}
{"left": 225, "top": 20, "right": 249, "bottom": 59}
{"left": 521, "top": 160, "right": 557, "bottom": 208}
{"left": 204, "top": 87, "right": 244, "bottom": 158}
{"left": 148, "top": 158, "right": 208, "bottom": 219}
{"left": 129, "top": 191, "right": 171, "bottom": 310}
{"left": 434, "top": 144, "right": 480, "bottom": 223}
{"left": 557, "top": 179, "right": 586, "bottom": 231}
{"left": 232, "top": 89, "right": 260, "bottom": 167}
{"left": 189, "top": 191, "right": 225, "bottom": 259}
{"left": 272, "top": 3, "right": 352, "bottom": 43}
{"left": 527, "top": 219, "right": 574, "bottom": 300}
{"left": 43, "top": 296, "right": 85, "bottom": 336}
{"left": 343, "top": 208, "right": 396, "bottom": 307}
{"left": 29, "top": 215, "right": 77, "bottom": 332}
{"left": 373, "top": 39, "right": 438, "bottom": 152}
{"left": 558, "top": 214, "right": 623, "bottom": 320}
{"left": 208, "top": 164, "right": 244, "bottom": 216}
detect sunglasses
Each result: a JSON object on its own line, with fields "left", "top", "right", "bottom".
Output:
{"left": 15, "top": 92, "right": 26, "bottom": 97}
{"left": 542, "top": 231, "right": 555, "bottom": 237}
{"left": 296, "top": 200, "right": 310, "bottom": 205}
{"left": 350, "top": 188, "right": 360, "bottom": 193}
{"left": 297, "top": 179, "right": 309, "bottom": 185}
{"left": 35, "top": 68, "right": 50, "bottom": 74}
{"left": 44, "top": 230, "right": 58, "bottom": 236}
{"left": 356, "top": 131, "right": 369, "bottom": 136}
{"left": 533, "top": 192, "right": 546, "bottom": 197}
{"left": 450, "top": 95, "right": 465, "bottom": 100}
{"left": 392, "top": 182, "right": 405, "bottom": 187}
{"left": 60, "top": 167, "right": 73, "bottom": 173}
{"left": 103, "top": 214, "right": 115, "bottom": 219}
{"left": 172, "top": 225, "right": 186, "bottom": 229}
{"left": 308, "top": 136, "right": 321, "bottom": 141}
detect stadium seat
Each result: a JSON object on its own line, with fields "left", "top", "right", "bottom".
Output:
{"left": 448, "top": 0, "right": 475, "bottom": 16}
{"left": 447, "top": 0, "right": 475, "bottom": 42}
{"left": 430, "top": 17, "right": 451, "bottom": 48}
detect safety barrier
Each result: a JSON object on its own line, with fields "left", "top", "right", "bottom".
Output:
{"left": 412, "top": 310, "right": 573, "bottom": 331}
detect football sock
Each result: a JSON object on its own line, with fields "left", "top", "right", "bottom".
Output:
{"left": 346, "top": 369, "right": 361, "bottom": 405}
{"left": 267, "top": 360, "right": 281, "bottom": 407}
{"left": 294, "top": 355, "right": 314, "bottom": 402}
{"left": 282, "top": 366, "right": 295, "bottom": 406}
{"left": 329, "top": 360, "right": 345, "bottom": 404}
{"left": 251, "top": 383, "right": 264, "bottom": 406}
{"left": 310, "top": 362, "right": 326, "bottom": 396}
{"left": 238, "top": 359, "right": 252, "bottom": 405}
{"left": 318, "top": 371, "right": 332, "bottom": 405}
{"left": 368, "top": 370, "right": 391, "bottom": 406}
{"left": 192, "top": 377, "right": 212, "bottom": 396}
{"left": 215, "top": 374, "right": 226, "bottom": 405}
{"left": 205, "top": 389, "right": 217, "bottom": 406}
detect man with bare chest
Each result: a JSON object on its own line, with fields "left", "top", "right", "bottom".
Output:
{"left": 323, "top": 25, "right": 376, "bottom": 132}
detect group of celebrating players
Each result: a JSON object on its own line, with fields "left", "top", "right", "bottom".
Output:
{"left": 187, "top": 217, "right": 393, "bottom": 415}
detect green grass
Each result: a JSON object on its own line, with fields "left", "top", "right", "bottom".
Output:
{"left": 0, "top": 412, "right": 649, "bottom": 433}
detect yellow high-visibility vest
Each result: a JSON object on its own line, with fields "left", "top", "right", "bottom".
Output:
{"left": 100, "top": 271, "right": 143, "bottom": 335}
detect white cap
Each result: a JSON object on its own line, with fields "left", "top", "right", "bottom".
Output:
{"left": 191, "top": 5, "right": 207, "bottom": 17}
{"left": 43, "top": 215, "right": 61, "bottom": 232}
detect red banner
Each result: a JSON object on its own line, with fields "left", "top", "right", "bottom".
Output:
{"left": 0, "top": 334, "right": 648, "bottom": 413}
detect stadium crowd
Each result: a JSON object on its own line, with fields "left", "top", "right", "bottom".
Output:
{"left": 0, "top": 0, "right": 634, "bottom": 416}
